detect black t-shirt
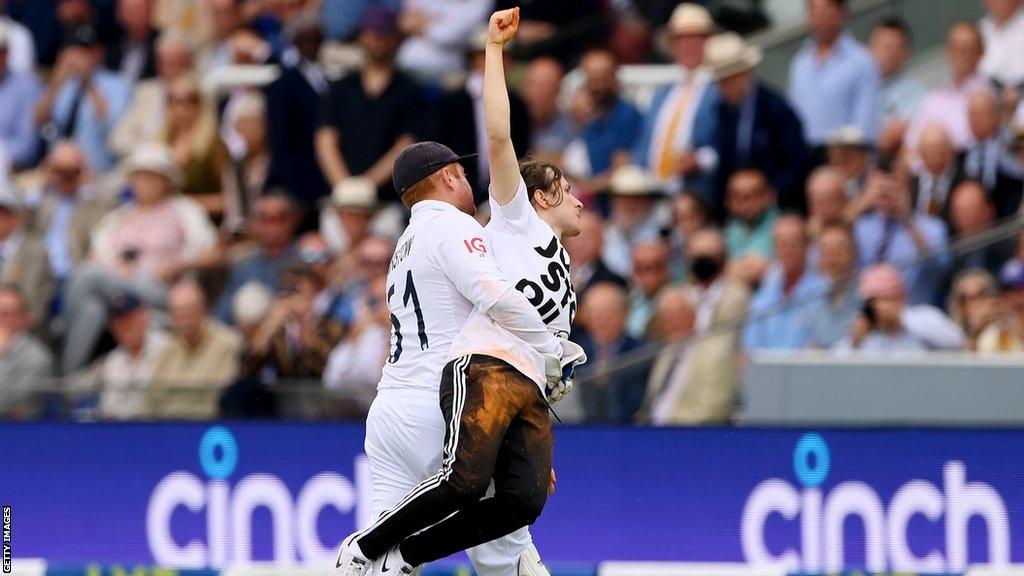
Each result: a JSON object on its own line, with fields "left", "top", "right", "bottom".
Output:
{"left": 318, "top": 70, "right": 427, "bottom": 202}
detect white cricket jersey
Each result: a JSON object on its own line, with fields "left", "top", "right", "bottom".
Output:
{"left": 449, "top": 178, "right": 577, "bottom": 387}
{"left": 378, "top": 200, "right": 515, "bottom": 392}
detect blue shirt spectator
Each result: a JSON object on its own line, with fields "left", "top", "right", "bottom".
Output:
{"left": 743, "top": 215, "right": 826, "bottom": 351}
{"left": 0, "top": 68, "right": 43, "bottom": 169}
{"left": 584, "top": 99, "right": 643, "bottom": 176}
{"left": 789, "top": 22, "right": 881, "bottom": 146}
{"left": 48, "top": 70, "right": 130, "bottom": 172}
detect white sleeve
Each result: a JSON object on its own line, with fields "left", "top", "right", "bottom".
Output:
{"left": 487, "top": 177, "right": 535, "bottom": 235}
{"left": 905, "top": 306, "right": 965, "bottom": 351}
{"left": 435, "top": 213, "right": 561, "bottom": 358}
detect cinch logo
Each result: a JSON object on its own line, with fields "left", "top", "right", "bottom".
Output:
{"left": 741, "top": 433, "right": 1011, "bottom": 573}
{"left": 146, "top": 427, "right": 371, "bottom": 568}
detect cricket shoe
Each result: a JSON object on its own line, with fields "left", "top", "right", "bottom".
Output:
{"left": 372, "top": 545, "right": 413, "bottom": 575}
{"left": 331, "top": 533, "right": 371, "bottom": 576}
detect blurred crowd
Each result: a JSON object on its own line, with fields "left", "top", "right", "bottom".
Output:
{"left": 1, "top": 0, "right": 1023, "bottom": 426}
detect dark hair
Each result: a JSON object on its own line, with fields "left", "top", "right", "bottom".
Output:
{"left": 874, "top": 16, "right": 913, "bottom": 45}
{"left": 519, "top": 157, "right": 565, "bottom": 207}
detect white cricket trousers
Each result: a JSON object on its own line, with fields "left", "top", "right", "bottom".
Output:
{"left": 363, "top": 387, "right": 532, "bottom": 576}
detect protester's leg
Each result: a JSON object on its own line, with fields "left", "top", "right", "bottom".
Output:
{"left": 397, "top": 359, "right": 553, "bottom": 566}
{"left": 353, "top": 355, "right": 518, "bottom": 560}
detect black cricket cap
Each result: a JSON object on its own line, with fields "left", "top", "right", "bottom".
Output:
{"left": 392, "top": 141, "right": 477, "bottom": 196}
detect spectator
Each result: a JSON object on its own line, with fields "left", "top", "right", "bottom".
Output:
{"left": 852, "top": 165, "right": 950, "bottom": 305}
{"left": 319, "top": 0, "right": 400, "bottom": 41}
{"left": 868, "top": 17, "right": 927, "bottom": 150}
{"left": 723, "top": 168, "right": 778, "bottom": 286}
{"left": 602, "top": 165, "right": 664, "bottom": 277}
{"left": 979, "top": 257, "right": 1024, "bottom": 352}
{"left": 948, "top": 180, "right": 1015, "bottom": 275}
{"left": 906, "top": 22, "right": 989, "bottom": 153}
{"left": 71, "top": 293, "right": 169, "bottom": 420}
{"left": 826, "top": 126, "right": 873, "bottom": 199}
{"left": 788, "top": 0, "right": 881, "bottom": 151}
{"left": 979, "top": 0, "right": 1024, "bottom": 90}
{"left": 221, "top": 91, "right": 271, "bottom": 233}
{"left": 265, "top": 11, "right": 331, "bottom": 217}
{"left": 148, "top": 279, "right": 242, "bottom": 419}
{"left": 667, "top": 191, "right": 710, "bottom": 279}
{"left": 315, "top": 6, "right": 425, "bottom": 203}
{"left": 634, "top": 3, "right": 718, "bottom": 195}
{"left": 106, "top": 0, "right": 159, "bottom": 86}
{"left": 436, "top": 27, "right": 530, "bottom": 199}
{"left": 960, "top": 88, "right": 1023, "bottom": 217}
{"left": 806, "top": 166, "right": 849, "bottom": 241}
{"left": 394, "top": 0, "right": 491, "bottom": 80}
{"left": 563, "top": 47, "right": 643, "bottom": 195}
{"left": 0, "top": 26, "right": 43, "bottom": 171}
{"left": 572, "top": 281, "right": 651, "bottom": 423}
{"left": 0, "top": 184, "right": 54, "bottom": 331}
{"left": 323, "top": 273, "right": 390, "bottom": 416}
{"left": 743, "top": 215, "right": 825, "bottom": 351}
{"left": 319, "top": 177, "right": 388, "bottom": 255}
{"left": 911, "top": 125, "right": 964, "bottom": 220}
{"left": 34, "top": 22, "right": 131, "bottom": 172}
{"left": 835, "top": 263, "right": 964, "bottom": 352}
{"left": 807, "top": 222, "right": 860, "bottom": 348}
{"left": 196, "top": 0, "right": 242, "bottom": 76}
{"left": 161, "top": 74, "right": 228, "bottom": 218}
{"left": 109, "top": 31, "right": 194, "bottom": 160}
{"left": 215, "top": 192, "right": 299, "bottom": 323}
{"left": 644, "top": 286, "right": 741, "bottom": 425}
{"left": 563, "top": 209, "right": 627, "bottom": 311}
{"left": 62, "top": 143, "right": 217, "bottom": 373}
{"left": 28, "top": 142, "right": 113, "bottom": 286}
{"left": 243, "top": 264, "right": 343, "bottom": 381}
{"left": 705, "top": 32, "right": 808, "bottom": 213}
{"left": 947, "top": 269, "right": 1004, "bottom": 352}
{"left": 522, "top": 56, "right": 575, "bottom": 161}
{"left": 0, "top": 2, "right": 37, "bottom": 73}
{"left": 0, "top": 284, "right": 53, "bottom": 419}
{"left": 683, "top": 227, "right": 751, "bottom": 335}
{"left": 627, "top": 240, "right": 670, "bottom": 338}
{"left": 324, "top": 235, "right": 394, "bottom": 326}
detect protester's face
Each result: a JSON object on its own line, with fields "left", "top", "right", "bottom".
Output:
{"left": 542, "top": 177, "right": 584, "bottom": 237}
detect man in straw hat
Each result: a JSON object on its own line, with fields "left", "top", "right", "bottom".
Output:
{"left": 705, "top": 31, "right": 808, "bottom": 213}
{"left": 634, "top": 2, "right": 719, "bottom": 196}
